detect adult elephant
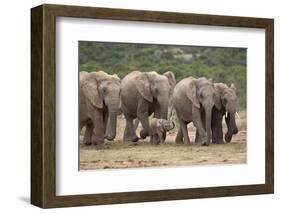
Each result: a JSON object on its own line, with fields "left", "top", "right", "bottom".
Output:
{"left": 121, "top": 71, "right": 173, "bottom": 142}
{"left": 80, "top": 71, "right": 121, "bottom": 148}
{"left": 132, "top": 71, "right": 176, "bottom": 134}
{"left": 211, "top": 83, "right": 238, "bottom": 143}
{"left": 172, "top": 77, "right": 221, "bottom": 146}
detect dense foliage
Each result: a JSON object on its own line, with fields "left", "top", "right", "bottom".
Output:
{"left": 79, "top": 41, "right": 246, "bottom": 109}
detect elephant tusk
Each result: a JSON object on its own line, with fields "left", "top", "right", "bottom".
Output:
{"left": 235, "top": 112, "right": 240, "bottom": 119}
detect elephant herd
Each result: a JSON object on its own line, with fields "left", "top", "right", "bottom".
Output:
{"left": 80, "top": 70, "right": 238, "bottom": 149}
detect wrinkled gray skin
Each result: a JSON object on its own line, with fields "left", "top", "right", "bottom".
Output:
{"left": 211, "top": 83, "right": 238, "bottom": 143}
{"left": 172, "top": 77, "right": 221, "bottom": 146}
{"left": 121, "top": 71, "right": 174, "bottom": 142}
{"left": 80, "top": 71, "right": 121, "bottom": 149}
{"left": 149, "top": 118, "right": 175, "bottom": 144}
{"left": 133, "top": 71, "right": 176, "bottom": 137}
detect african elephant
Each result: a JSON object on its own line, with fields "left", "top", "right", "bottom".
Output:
{"left": 172, "top": 77, "right": 221, "bottom": 146}
{"left": 211, "top": 83, "right": 238, "bottom": 143}
{"left": 121, "top": 71, "right": 174, "bottom": 142}
{"left": 149, "top": 118, "right": 175, "bottom": 144}
{"left": 80, "top": 71, "right": 121, "bottom": 148}
{"left": 132, "top": 71, "right": 176, "bottom": 134}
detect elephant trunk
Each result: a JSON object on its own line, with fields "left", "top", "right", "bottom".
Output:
{"left": 105, "top": 111, "right": 118, "bottom": 141}
{"left": 170, "top": 121, "right": 175, "bottom": 130}
{"left": 159, "top": 98, "right": 169, "bottom": 120}
{"left": 225, "top": 112, "right": 238, "bottom": 143}
{"left": 205, "top": 106, "right": 213, "bottom": 146}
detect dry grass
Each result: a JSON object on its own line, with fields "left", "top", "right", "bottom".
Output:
{"left": 80, "top": 111, "right": 247, "bottom": 170}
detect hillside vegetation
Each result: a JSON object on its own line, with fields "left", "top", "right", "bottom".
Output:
{"left": 79, "top": 41, "right": 246, "bottom": 109}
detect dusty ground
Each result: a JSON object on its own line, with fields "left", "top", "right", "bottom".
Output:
{"left": 80, "top": 111, "right": 247, "bottom": 170}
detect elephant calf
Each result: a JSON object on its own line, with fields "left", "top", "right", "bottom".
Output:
{"left": 149, "top": 118, "right": 175, "bottom": 144}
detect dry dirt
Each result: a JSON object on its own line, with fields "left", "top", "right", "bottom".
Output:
{"left": 80, "top": 112, "right": 247, "bottom": 170}
{"left": 80, "top": 111, "right": 247, "bottom": 170}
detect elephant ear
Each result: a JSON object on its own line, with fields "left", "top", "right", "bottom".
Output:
{"left": 163, "top": 71, "right": 176, "bottom": 90}
{"left": 230, "top": 83, "right": 236, "bottom": 92}
{"left": 79, "top": 71, "right": 89, "bottom": 81}
{"left": 81, "top": 76, "right": 103, "bottom": 109}
{"left": 186, "top": 80, "right": 200, "bottom": 108}
{"left": 214, "top": 90, "right": 222, "bottom": 110}
{"left": 135, "top": 73, "right": 153, "bottom": 103}
{"left": 112, "top": 74, "right": 120, "bottom": 80}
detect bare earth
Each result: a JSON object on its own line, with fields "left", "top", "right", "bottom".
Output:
{"left": 80, "top": 111, "right": 247, "bottom": 170}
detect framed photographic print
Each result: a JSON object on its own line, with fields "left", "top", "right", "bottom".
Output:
{"left": 31, "top": 4, "right": 274, "bottom": 208}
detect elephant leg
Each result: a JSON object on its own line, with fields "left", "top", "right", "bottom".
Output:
{"left": 175, "top": 128, "right": 184, "bottom": 144}
{"left": 162, "top": 132, "right": 167, "bottom": 143}
{"left": 153, "top": 101, "right": 161, "bottom": 118}
{"left": 216, "top": 115, "right": 224, "bottom": 144}
{"left": 196, "top": 110, "right": 206, "bottom": 143}
{"left": 158, "top": 131, "right": 164, "bottom": 144}
{"left": 175, "top": 110, "right": 184, "bottom": 144}
{"left": 123, "top": 114, "right": 139, "bottom": 142}
{"left": 179, "top": 119, "right": 191, "bottom": 145}
{"left": 212, "top": 111, "right": 224, "bottom": 144}
{"left": 139, "top": 117, "right": 150, "bottom": 139}
{"left": 154, "top": 134, "right": 161, "bottom": 144}
{"left": 123, "top": 121, "right": 131, "bottom": 141}
{"left": 195, "top": 130, "right": 200, "bottom": 144}
{"left": 149, "top": 134, "right": 153, "bottom": 143}
{"left": 192, "top": 106, "right": 207, "bottom": 145}
{"left": 83, "top": 122, "right": 93, "bottom": 145}
{"left": 134, "top": 118, "right": 140, "bottom": 131}
{"left": 87, "top": 105, "right": 105, "bottom": 148}
{"left": 103, "top": 110, "right": 109, "bottom": 134}
{"left": 150, "top": 134, "right": 157, "bottom": 144}
{"left": 137, "top": 99, "right": 150, "bottom": 139}
{"left": 211, "top": 121, "right": 219, "bottom": 144}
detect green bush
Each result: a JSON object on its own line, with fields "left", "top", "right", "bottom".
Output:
{"left": 79, "top": 42, "right": 247, "bottom": 109}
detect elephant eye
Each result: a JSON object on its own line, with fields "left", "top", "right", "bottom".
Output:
{"left": 153, "top": 87, "right": 159, "bottom": 94}
{"left": 222, "top": 97, "right": 227, "bottom": 105}
{"left": 102, "top": 87, "right": 107, "bottom": 94}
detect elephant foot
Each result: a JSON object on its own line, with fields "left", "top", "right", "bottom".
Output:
{"left": 213, "top": 140, "right": 225, "bottom": 144}
{"left": 194, "top": 136, "right": 200, "bottom": 144}
{"left": 151, "top": 137, "right": 160, "bottom": 145}
{"left": 83, "top": 141, "right": 92, "bottom": 146}
{"left": 95, "top": 143, "right": 109, "bottom": 150}
{"left": 123, "top": 136, "right": 131, "bottom": 142}
{"left": 195, "top": 140, "right": 200, "bottom": 144}
{"left": 200, "top": 135, "right": 209, "bottom": 146}
{"left": 175, "top": 134, "right": 184, "bottom": 144}
{"left": 225, "top": 133, "right": 232, "bottom": 143}
{"left": 131, "top": 136, "right": 139, "bottom": 143}
{"left": 175, "top": 139, "right": 184, "bottom": 144}
{"left": 123, "top": 130, "right": 132, "bottom": 141}
{"left": 151, "top": 141, "right": 160, "bottom": 145}
{"left": 185, "top": 140, "right": 191, "bottom": 146}
{"left": 91, "top": 135, "right": 105, "bottom": 147}
{"left": 140, "top": 129, "right": 149, "bottom": 139}
{"left": 105, "top": 135, "right": 115, "bottom": 141}
{"left": 201, "top": 141, "right": 210, "bottom": 146}
{"left": 83, "top": 136, "right": 92, "bottom": 145}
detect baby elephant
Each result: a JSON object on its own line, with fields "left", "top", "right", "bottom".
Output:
{"left": 149, "top": 118, "right": 175, "bottom": 144}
